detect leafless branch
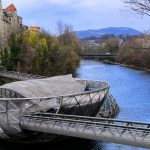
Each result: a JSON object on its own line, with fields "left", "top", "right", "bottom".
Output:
{"left": 124, "top": 0, "right": 150, "bottom": 16}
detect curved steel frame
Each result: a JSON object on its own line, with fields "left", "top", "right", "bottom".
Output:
{"left": 0, "top": 80, "right": 109, "bottom": 139}
{"left": 0, "top": 71, "right": 120, "bottom": 145}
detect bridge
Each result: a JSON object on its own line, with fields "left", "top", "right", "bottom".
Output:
{"left": 0, "top": 71, "right": 149, "bottom": 148}
{"left": 21, "top": 113, "right": 150, "bottom": 148}
{"left": 80, "top": 54, "right": 118, "bottom": 61}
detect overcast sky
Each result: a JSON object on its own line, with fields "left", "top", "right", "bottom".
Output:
{"left": 2, "top": 0, "right": 150, "bottom": 33}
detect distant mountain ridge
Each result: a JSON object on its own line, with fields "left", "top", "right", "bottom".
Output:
{"left": 76, "top": 27, "right": 142, "bottom": 39}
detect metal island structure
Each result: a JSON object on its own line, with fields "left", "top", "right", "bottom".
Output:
{"left": 0, "top": 71, "right": 149, "bottom": 148}
{"left": 0, "top": 73, "right": 118, "bottom": 141}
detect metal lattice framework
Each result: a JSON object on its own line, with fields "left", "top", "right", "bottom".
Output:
{"left": 98, "top": 93, "right": 119, "bottom": 118}
{"left": 21, "top": 113, "right": 150, "bottom": 148}
{"left": 0, "top": 80, "right": 110, "bottom": 139}
{"left": 0, "top": 70, "right": 119, "bottom": 118}
{"left": 0, "top": 71, "right": 120, "bottom": 144}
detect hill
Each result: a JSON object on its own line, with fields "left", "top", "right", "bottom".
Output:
{"left": 76, "top": 27, "right": 142, "bottom": 39}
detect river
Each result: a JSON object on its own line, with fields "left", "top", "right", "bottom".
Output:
{"left": 0, "top": 59, "right": 149, "bottom": 150}
{"left": 76, "top": 59, "right": 150, "bottom": 150}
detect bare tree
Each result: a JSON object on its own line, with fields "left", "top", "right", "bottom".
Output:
{"left": 56, "top": 21, "right": 64, "bottom": 36}
{"left": 124, "top": 0, "right": 150, "bottom": 16}
{"left": 56, "top": 22, "right": 80, "bottom": 49}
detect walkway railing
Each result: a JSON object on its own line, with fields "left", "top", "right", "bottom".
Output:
{"left": 21, "top": 113, "right": 150, "bottom": 148}
{"left": 0, "top": 81, "right": 108, "bottom": 137}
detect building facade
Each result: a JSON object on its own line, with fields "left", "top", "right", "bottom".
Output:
{"left": 30, "top": 26, "right": 40, "bottom": 32}
{"left": 0, "top": 1, "right": 23, "bottom": 48}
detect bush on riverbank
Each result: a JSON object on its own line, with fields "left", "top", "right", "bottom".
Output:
{"left": 1, "top": 25, "right": 80, "bottom": 76}
{"left": 118, "top": 36, "right": 150, "bottom": 70}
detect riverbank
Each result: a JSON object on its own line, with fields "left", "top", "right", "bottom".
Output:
{"left": 103, "top": 60, "right": 150, "bottom": 72}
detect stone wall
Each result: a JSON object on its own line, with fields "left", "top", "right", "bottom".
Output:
{"left": 0, "top": 8, "right": 22, "bottom": 49}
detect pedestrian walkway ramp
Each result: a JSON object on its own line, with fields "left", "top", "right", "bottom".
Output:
{"left": 21, "top": 113, "right": 150, "bottom": 149}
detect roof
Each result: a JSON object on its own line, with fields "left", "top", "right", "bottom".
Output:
{"left": 30, "top": 26, "right": 41, "bottom": 32}
{"left": 30, "top": 26, "right": 40, "bottom": 29}
{"left": 0, "top": 75, "right": 86, "bottom": 98}
{"left": 4, "top": 4, "right": 16, "bottom": 13}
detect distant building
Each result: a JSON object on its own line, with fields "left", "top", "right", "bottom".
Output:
{"left": 0, "top": 1, "right": 23, "bottom": 48}
{"left": 135, "top": 36, "right": 150, "bottom": 48}
{"left": 30, "top": 26, "right": 40, "bottom": 32}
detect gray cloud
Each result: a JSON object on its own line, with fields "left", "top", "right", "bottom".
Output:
{"left": 2, "top": 0, "right": 149, "bottom": 33}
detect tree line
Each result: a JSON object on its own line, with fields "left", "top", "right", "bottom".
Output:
{"left": 118, "top": 35, "right": 150, "bottom": 69}
{"left": 1, "top": 24, "right": 80, "bottom": 76}
{"left": 119, "top": 0, "right": 150, "bottom": 69}
{"left": 79, "top": 34, "right": 150, "bottom": 70}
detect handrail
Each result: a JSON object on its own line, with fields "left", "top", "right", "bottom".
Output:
{"left": 22, "top": 116, "right": 150, "bottom": 132}
{"left": 21, "top": 112, "right": 150, "bottom": 148}
{"left": 23, "top": 113, "right": 150, "bottom": 128}
{"left": 0, "top": 83, "right": 109, "bottom": 101}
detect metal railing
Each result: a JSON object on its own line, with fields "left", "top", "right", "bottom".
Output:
{"left": 21, "top": 113, "right": 150, "bottom": 148}
{"left": 0, "top": 80, "right": 109, "bottom": 137}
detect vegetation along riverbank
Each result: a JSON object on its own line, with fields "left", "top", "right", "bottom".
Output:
{"left": 1, "top": 23, "right": 80, "bottom": 76}
{"left": 79, "top": 34, "right": 150, "bottom": 72}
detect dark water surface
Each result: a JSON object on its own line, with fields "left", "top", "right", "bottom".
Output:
{"left": 0, "top": 59, "right": 150, "bottom": 150}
